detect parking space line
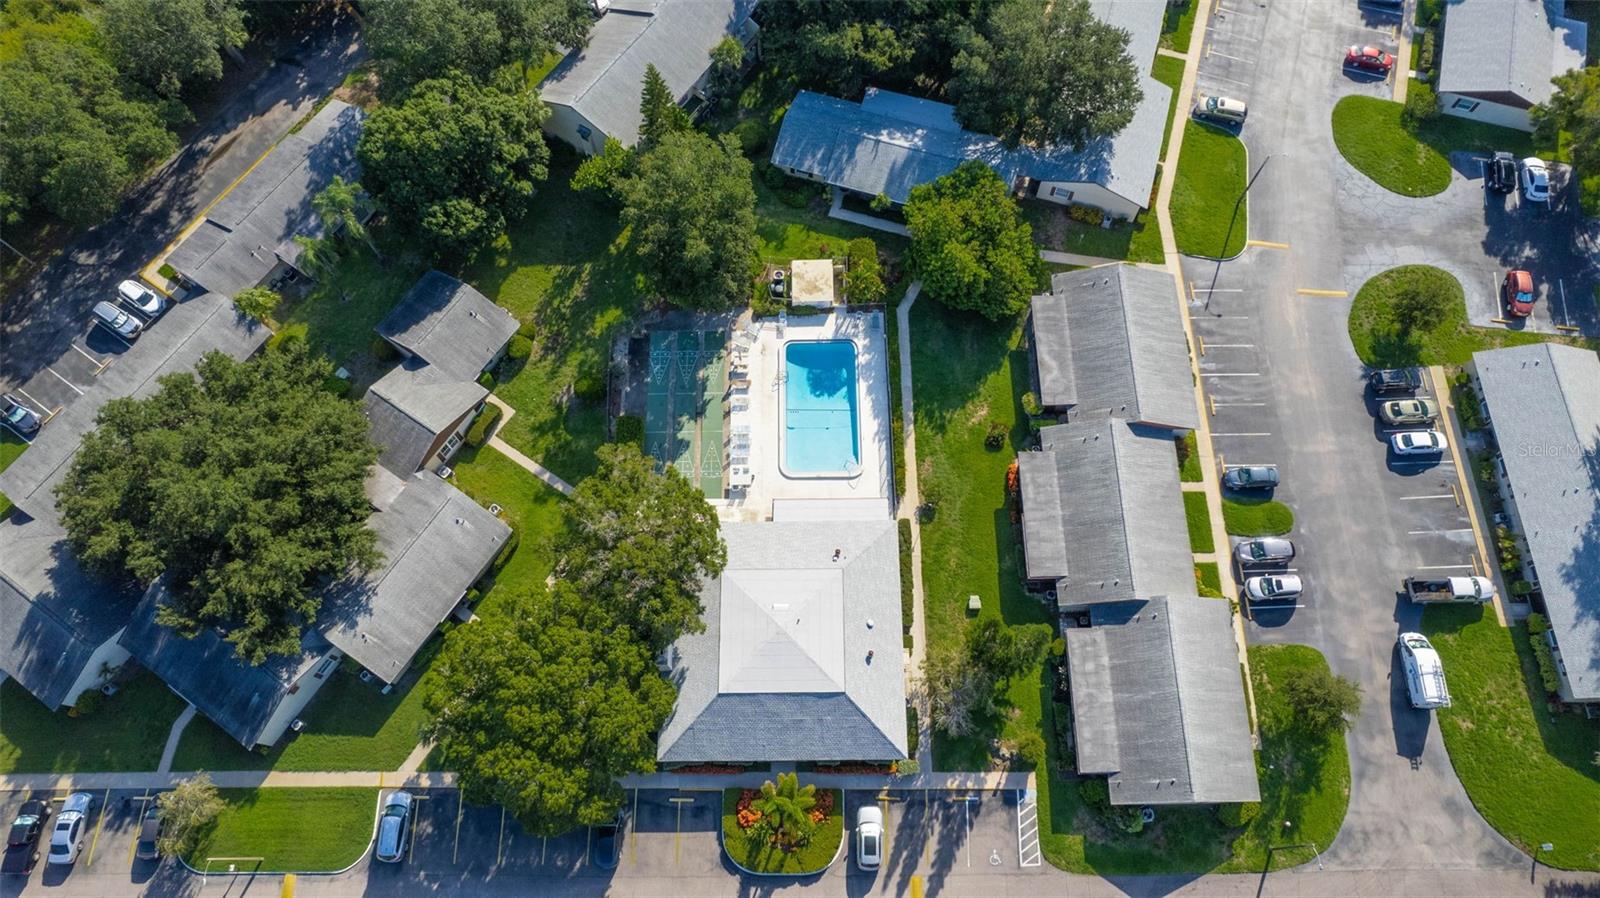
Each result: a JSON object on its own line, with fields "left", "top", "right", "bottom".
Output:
{"left": 1206, "top": 49, "right": 1254, "bottom": 63}
{"left": 1212, "top": 401, "right": 1267, "bottom": 407}
{"left": 408, "top": 797, "right": 421, "bottom": 864}
{"left": 85, "top": 788, "right": 110, "bottom": 866}
{"left": 69, "top": 342, "right": 108, "bottom": 370}
{"left": 1408, "top": 528, "right": 1473, "bottom": 535}
{"left": 1400, "top": 494, "right": 1455, "bottom": 501}
{"left": 15, "top": 388, "right": 50, "bottom": 413}
{"left": 496, "top": 807, "right": 506, "bottom": 867}
{"left": 542, "top": 836, "right": 548, "bottom": 865}
{"left": 46, "top": 366, "right": 85, "bottom": 395}
{"left": 1296, "top": 288, "right": 1348, "bottom": 297}
{"left": 583, "top": 826, "right": 592, "bottom": 868}
{"left": 670, "top": 795, "right": 694, "bottom": 866}
{"left": 1204, "top": 343, "right": 1255, "bottom": 348}
{"left": 452, "top": 792, "right": 463, "bottom": 865}
{"left": 1247, "top": 240, "right": 1289, "bottom": 250}
{"left": 1418, "top": 563, "right": 1474, "bottom": 570}
{"left": 126, "top": 791, "right": 154, "bottom": 867}
{"left": 1200, "top": 72, "right": 1254, "bottom": 88}
{"left": 1202, "top": 372, "right": 1260, "bottom": 377}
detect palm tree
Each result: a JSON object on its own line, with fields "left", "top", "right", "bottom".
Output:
{"left": 292, "top": 234, "right": 341, "bottom": 278}
{"left": 312, "top": 175, "right": 380, "bottom": 259}
{"left": 753, "top": 773, "right": 817, "bottom": 848}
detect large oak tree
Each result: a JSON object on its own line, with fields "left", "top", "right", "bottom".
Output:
{"left": 903, "top": 160, "right": 1041, "bottom": 320}
{"left": 365, "top": 0, "right": 593, "bottom": 96}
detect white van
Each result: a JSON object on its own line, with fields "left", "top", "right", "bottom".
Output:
{"left": 1399, "top": 633, "right": 1451, "bottom": 710}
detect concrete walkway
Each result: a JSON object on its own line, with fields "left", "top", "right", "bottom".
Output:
{"left": 894, "top": 282, "right": 934, "bottom": 773}
{"left": 620, "top": 769, "right": 1032, "bottom": 792}
{"left": 482, "top": 395, "right": 575, "bottom": 496}
{"left": 0, "top": 770, "right": 460, "bottom": 792}
{"left": 1039, "top": 248, "right": 1123, "bottom": 267}
{"left": 156, "top": 704, "right": 197, "bottom": 774}
{"left": 827, "top": 192, "right": 910, "bottom": 236}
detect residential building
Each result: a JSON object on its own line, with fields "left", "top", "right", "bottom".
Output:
{"left": 768, "top": 0, "right": 1167, "bottom": 219}
{"left": 1436, "top": 0, "right": 1588, "bottom": 132}
{"left": 539, "top": 0, "right": 759, "bottom": 154}
{"left": 656, "top": 519, "right": 908, "bottom": 764}
{"left": 1468, "top": 343, "right": 1600, "bottom": 704}
{"left": 377, "top": 271, "right": 519, "bottom": 383}
{"left": 1028, "top": 264, "right": 1199, "bottom": 430}
{"left": 166, "top": 100, "right": 366, "bottom": 298}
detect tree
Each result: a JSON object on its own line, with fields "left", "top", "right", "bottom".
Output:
{"left": 920, "top": 641, "right": 991, "bottom": 738}
{"left": 1281, "top": 665, "right": 1363, "bottom": 735}
{"left": 1533, "top": 66, "right": 1600, "bottom": 215}
{"left": 638, "top": 64, "right": 690, "bottom": 151}
{"left": 291, "top": 234, "right": 340, "bottom": 277}
{"left": 950, "top": 0, "right": 1143, "bottom": 150}
{"left": 844, "top": 237, "right": 886, "bottom": 304}
{"left": 155, "top": 773, "right": 225, "bottom": 858}
{"left": 621, "top": 131, "right": 759, "bottom": 310}
{"left": 904, "top": 161, "right": 1040, "bottom": 320}
{"left": 758, "top": 1, "right": 977, "bottom": 99}
{"left": 54, "top": 342, "right": 378, "bottom": 663}
{"left": 102, "top": 0, "right": 248, "bottom": 98}
{"left": 312, "top": 175, "right": 379, "bottom": 258}
{"left": 708, "top": 36, "right": 746, "bottom": 100}
{"left": 570, "top": 137, "right": 635, "bottom": 204}
{"left": 357, "top": 72, "right": 550, "bottom": 259}
{"left": 553, "top": 443, "right": 726, "bottom": 653}
{"left": 425, "top": 583, "right": 676, "bottom": 837}
{"left": 365, "top": 0, "right": 593, "bottom": 96}
{"left": 1389, "top": 279, "right": 1451, "bottom": 333}
{"left": 753, "top": 773, "right": 817, "bottom": 847}
{"left": 232, "top": 286, "right": 279, "bottom": 322}
{"left": 966, "top": 616, "right": 1051, "bottom": 686}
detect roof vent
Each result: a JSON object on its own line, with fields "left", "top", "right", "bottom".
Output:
{"left": 454, "top": 517, "right": 465, "bottom": 525}
{"left": 866, "top": 618, "right": 875, "bottom": 629}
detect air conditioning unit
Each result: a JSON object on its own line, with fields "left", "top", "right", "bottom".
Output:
{"left": 290, "top": 719, "right": 306, "bottom": 733}
{"left": 437, "top": 466, "right": 453, "bottom": 479}
{"left": 489, "top": 503, "right": 503, "bottom": 515}
{"left": 359, "top": 670, "right": 374, "bottom": 683}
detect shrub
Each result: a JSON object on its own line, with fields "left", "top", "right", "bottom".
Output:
{"left": 897, "top": 519, "right": 914, "bottom": 635}
{"left": 1216, "top": 801, "right": 1261, "bottom": 828}
{"left": 1417, "top": 0, "right": 1442, "bottom": 26}
{"left": 1050, "top": 701, "right": 1074, "bottom": 770}
{"left": 845, "top": 237, "right": 885, "bottom": 304}
{"left": 1511, "top": 579, "right": 1534, "bottom": 598}
{"left": 516, "top": 318, "right": 537, "bottom": 340}
{"left": 492, "top": 524, "right": 520, "bottom": 572}
{"left": 1527, "top": 612, "right": 1548, "bottom": 635}
{"left": 321, "top": 374, "right": 351, "bottom": 397}
{"left": 574, "top": 369, "right": 607, "bottom": 402}
{"left": 73, "top": 688, "right": 104, "bottom": 717}
{"left": 466, "top": 403, "right": 503, "bottom": 447}
{"left": 1078, "top": 777, "right": 1143, "bottom": 833}
{"left": 983, "top": 422, "right": 1007, "bottom": 450}
{"left": 615, "top": 414, "right": 645, "bottom": 449}
{"left": 1403, "top": 80, "right": 1438, "bottom": 124}
{"left": 761, "top": 162, "right": 788, "bottom": 191}
{"left": 477, "top": 370, "right": 496, "bottom": 389}
{"left": 1015, "top": 730, "right": 1046, "bottom": 769}
{"left": 266, "top": 321, "right": 309, "bottom": 351}
{"left": 1048, "top": 637, "right": 1065, "bottom": 659}
{"left": 1021, "top": 391, "right": 1041, "bottom": 417}
{"left": 1067, "top": 203, "right": 1103, "bottom": 226}
{"left": 1419, "top": 28, "right": 1438, "bottom": 74}
{"left": 234, "top": 286, "right": 281, "bottom": 323}
{"left": 906, "top": 705, "right": 920, "bottom": 758}
{"left": 870, "top": 192, "right": 893, "bottom": 213}
{"left": 1526, "top": 613, "right": 1561, "bottom": 695}
{"left": 158, "top": 263, "right": 178, "bottom": 280}
{"left": 373, "top": 336, "right": 401, "bottom": 362}
{"left": 506, "top": 335, "right": 533, "bottom": 361}
{"left": 731, "top": 117, "right": 769, "bottom": 156}
{"left": 1080, "top": 776, "right": 1111, "bottom": 810}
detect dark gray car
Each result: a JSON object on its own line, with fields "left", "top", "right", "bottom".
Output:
{"left": 2, "top": 394, "right": 40, "bottom": 436}
{"left": 134, "top": 808, "right": 162, "bottom": 861}
{"left": 1223, "top": 465, "right": 1279, "bottom": 491}
{"left": 1234, "top": 537, "right": 1296, "bottom": 567}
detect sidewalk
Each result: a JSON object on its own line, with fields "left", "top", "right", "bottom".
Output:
{"left": 0, "top": 770, "right": 459, "bottom": 792}
{"left": 482, "top": 395, "right": 575, "bottom": 496}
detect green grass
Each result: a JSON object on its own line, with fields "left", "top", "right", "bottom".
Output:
{"left": 184, "top": 788, "right": 378, "bottom": 873}
{"left": 752, "top": 170, "right": 903, "bottom": 265}
{"left": 1171, "top": 124, "right": 1247, "bottom": 258}
{"left": 1178, "top": 431, "right": 1203, "bottom": 482}
{"left": 1330, "top": 96, "right": 1549, "bottom": 198}
{"left": 1347, "top": 265, "right": 1594, "bottom": 367}
{"left": 1160, "top": 0, "right": 1199, "bottom": 53}
{"left": 445, "top": 443, "right": 567, "bottom": 605}
{"left": 1042, "top": 644, "right": 1351, "bottom": 873}
{"left": 1422, "top": 605, "right": 1600, "bottom": 870}
{"left": 1222, "top": 496, "right": 1294, "bottom": 536}
{"left": 1152, "top": 54, "right": 1186, "bottom": 161}
{"left": 1022, "top": 201, "right": 1165, "bottom": 265}
{"left": 1183, "top": 490, "right": 1215, "bottom": 554}
{"left": 0, "top": 673, "right": 186, "bottom": 773}
{"left": 278, "top": 240, "right": 424, "bottom": 388}
{"left": 721, "top": 788, "right": 844, "bottom": 874}
{"left": 1195, "top": 562, "right": 1223, "bottom": 598}
{"left": 0, "top": 429, "right": 26, "bottom": 474}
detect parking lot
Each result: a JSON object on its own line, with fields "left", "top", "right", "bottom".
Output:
{"left": 0, "top": 788, "right": 170, "bottom": 891}
{"left": 1, "top": 294, "right": 155, "bottom": 444}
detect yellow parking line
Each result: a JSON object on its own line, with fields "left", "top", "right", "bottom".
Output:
{"left": 1296, "top": 288, "right": 1348, "bottom": 297}
{"left": 1247, "top": 239, "right": 1290, "bottom": 249}
{"left": 496, "top": 807, "right": 506, "bottom": 866}
{"left": 142, "top": 137, "right": 282, "bottom": 277}
{"left": 86, "top": 788, "right": 110, "bottom": 866}
{"left": 629, "top": 789, "right": 638, "bottom": 867}
{"left": 126, "top": 791, "right": 153, "bottom": 866}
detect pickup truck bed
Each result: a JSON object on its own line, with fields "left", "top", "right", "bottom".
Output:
{"left": 1404, "top": 575, "right": 1493, "bottom": 603}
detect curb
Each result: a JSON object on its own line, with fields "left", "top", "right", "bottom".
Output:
{"left": 1175, "top": 122, "right": 1252, "bottom": 263}
{"left": 177, "top": 788, "right": 384, "bottom": 878}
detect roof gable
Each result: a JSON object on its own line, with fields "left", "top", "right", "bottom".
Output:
{"left": 1438, "top": 0, "right": 1588, "bottom": 105}
{"left": 377, "top": 271, "right": 518, "bottom": 383}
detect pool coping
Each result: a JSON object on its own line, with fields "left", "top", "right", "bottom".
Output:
{"left": 777, "top": 338, "right": 865, "bottom": 482}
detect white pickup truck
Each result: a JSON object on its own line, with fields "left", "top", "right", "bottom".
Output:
{"left": 1403, "top": 575, "right": 1495, "bottom": 604}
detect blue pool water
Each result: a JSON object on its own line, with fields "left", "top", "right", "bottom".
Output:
{"left": 783, "top": 340, "right": 860, "bottom": 475}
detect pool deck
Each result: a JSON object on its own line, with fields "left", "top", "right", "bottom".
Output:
{"left": 717, "top": 310, "right": 893, "bottom": 523}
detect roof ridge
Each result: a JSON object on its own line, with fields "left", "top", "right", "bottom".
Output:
{"left": 1106, "top": 423, "right": 1138, "bottom": 592}
{"left": 561, "top": 7, "right": 661, "bottom": 106}
{"left": 1113, "top": 267, "right": 1144, "bottom": 419}
{"left": 1155, "top": 598, "right": 1197, "bottom": 800}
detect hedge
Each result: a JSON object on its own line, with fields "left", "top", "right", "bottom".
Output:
{"left": 897, "top": 519, "right": 914, "bottom": 639}
{"left": 466, "top": 404, "right": 503, "bottom": 447}
{"left": 492, "top": 525, "right": 520, "bottom": 573}
{"left": 506, "top": 335, "right": 533, "bottom": 361}
{"left": 1526, "top": 613, "right": 1561, "bottom": 695}
{"left": 615, "top": 414, "right": 645, "bottom": 449}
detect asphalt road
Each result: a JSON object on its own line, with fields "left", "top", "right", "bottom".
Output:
{"left": 1184, "top": 0, "right": 1529, "bottom": 875}
{"left": 0, "top": 8, "right": 365, "bottom": 390}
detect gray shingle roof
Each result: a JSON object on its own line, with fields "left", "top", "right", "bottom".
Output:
{"left": 539, "top": 0, "right": 758, "bottom": 147}
{"left": 377, "top": 271, "right": 518, "bottom": 383}
{"left": 657, "top": 519, "right": 908, "bottom": 763}
{"left": 1068, "top": 596, "right": 1260, "bottom": 805}
{"left": 1031, "top": 264, "right": 1198, "bottom": 430}
{"left": 167, "top": 101, "right": 365, "bottom": 298}
{"left": 1438, "top": 0, "right": 1588, "bottom": 107}
{"left": 119, "top": 586, "right": 332, "bottom": 747}
{"left": 1473, "top": 344, "right": 1600, "bottom": 701}
{"left": 363, "top": 363, "right": 487, "bottom": 476}
{"left": 1020, "top": 419, "right": 1194, "bottom": 605}
{"left": 319, "top": 469, "right": 509, "bottom": 683}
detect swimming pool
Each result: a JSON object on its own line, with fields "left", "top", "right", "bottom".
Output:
{"left": 782, "top": 340, "right": 861, "bottom": 477}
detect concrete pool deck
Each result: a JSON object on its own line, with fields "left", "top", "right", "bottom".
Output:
{"left": 716, "top": 309, "right": 892, "bottom": 523}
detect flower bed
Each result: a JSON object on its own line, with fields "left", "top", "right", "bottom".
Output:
{"left": 812, "top": 762, "right": 897, "bottom": 775}
{"left": 722, "top": 787, "right": 844, "bottom": 876}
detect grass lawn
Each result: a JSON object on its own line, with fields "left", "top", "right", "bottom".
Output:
{"left": 1422, "top": 605, "right": 1600, "bottom": 870}
{"left": 1179, "top": 431, "right": 1203, "bottom": 482}
{"left": 721, "top": 788, "right": 844, "bottom": 874}
{"left": 1022, "top": 201, "right": 1166, "bottom": 265}
{"left": 1346, "top": 265, "right": 1594, "bottom": 367}
{"left": 0, "top": 430, "right": 26, "bottom": 473}
{"left": 752, "top": 170, "right": 902, "bottom": 265}
{"left": 1195, "top": 562, "right": 1223, "bottom": 598}
{"left": 1330, "top": 96, "right": 1548, "bottom": 198}
{"left": 0, "top": 673, "right": 185, "bottom": 773}
{"left": 1153, "top": 54, "right": 1186, "bottom": 161}
{"left": 1160, "top": 0, "right": 1200, "bottom": 53}
{"left": 1183, "top": 491, "right": 1215, "bottom": 553}
{"left": 445, "top": 444, "right": 567, "bottom": 607}
{"left": 184, "top": 788, "right": 378, "bottom": 873}
{"left": 1222, "top": 496, "right": 1294, "bottom": 536}
{"left": 1171, "top": 124, "right": 1248, "bottom": 258}
{"left": 275, "top": 238, "right": 425, "bottom": 389}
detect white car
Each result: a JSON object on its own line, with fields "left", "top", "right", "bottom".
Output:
{"left": 47, "top": 793, "right": 92, "bottom": 866}
{"left": 1390, "top": 430, "right": 1445, "bottom": 455}
{"left": 1519, "top": 157, "right": 1550, "bottom": 203}
{"left": 1399, "top": 632, "right": 1451, "bottom": 709}
{"left": 855, "top": 805, "right": 883, "bottom": 871}
{"left": 117, "top": 279, "right": 166, "bottom": 319}
{"left": 1243, "top": 574, "right": 1303, "bottom": 604}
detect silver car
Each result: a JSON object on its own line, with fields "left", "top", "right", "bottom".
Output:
{"left": 374, "top": 791, "right": 412, "bottom": 863}
{"left": 91, "top": 300, "right": 142, "bottom": 340}
{"left": 1244, "top": 574, "right": 1303, "bottom": 604}
{"left": 47, "top": 793, "right": 92, "bottom": 866}
{"left": 1234, "top": 537, "right": 1295, "bottom": 567}
{"left": 1379, "top": 398, "right": 1438, "bottom": 426}
{"left": 1193, "top": 94, "right": 1248, "bottom": 126}
{"left": 117, "top": 279, "right": 166, "bottom": 319}
{"left": 855, "top": 805, "right": 883, "bottom": 871}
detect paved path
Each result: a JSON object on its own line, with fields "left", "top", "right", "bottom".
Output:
{"left": 0, "top": 770, "right": 459, "bottom": 791}
{"left": 156, "top": 704, "right": 197, "bottom": 774}
{"left": 482, "top": 394, "right": 575, "bottom": 496}
{"left": 894, "top": 282, "right": 935, "bottom": 772}
{"left": 827, "top": 192, "right": 911, "bottom": 236}
{"left": 1038, "top": 249, "right": 1123, "bottom": 267}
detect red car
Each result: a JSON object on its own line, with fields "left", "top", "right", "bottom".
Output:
{"left": 1503, "top": 269, "right": 1535, "bottom": 317}
{"left": 1345, "top": 45, "right": 1395, "bottom": 74}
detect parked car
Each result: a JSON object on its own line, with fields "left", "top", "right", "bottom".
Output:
{"left": 591, "top": 810, "right": 625, "bottom": 870}
{"left": 1519, "top": 157, "right": 1550, "bottom": 203}
{"left": 1223, "top": 465, "right": 1279, "bottom": 491}
{"left": 1, "top": 800, "right": 49, "bottom": 876}
{"left": 1193, "top": 94, "right": 1248, "bottom": 126}
{"left": 1390, "top": 430, "right": 1445, "bottom": 455}
{"left": 91, "top": 300, "right": 143, "bottom": 340}
{"left": 1344, "top": 45, "right": 1395, "bottom": 74}
{"left": 134, "top": 807, "right": 162, "bottom": 862}
{"left": 1244, "top": 574, "right": 1303, "bottom": 604}
{"left": 1368, "top": 368, "right": 1422, "bottom": 394}
{"left": 1234, "top": 537, "right": 1296, "bottom": 567}
{"left": 1404, "top": 575, "right": 1495, "bottom": 604}
{"left": 117, "top": 279, "right": 166, "bottom": 319}
{"left": 1378, "top": 398, "right": 1438, "bottom": 425}
{"left": 47, "top": 793, "right": 92, "bottom": 867}
{"left": 1502, "top": 269, "right": 1535, "bottom": 317}
{"left": 2, "top": 394, "right": 41, "bottom": 436}
{"left": 769, "top": 269, "right": 787, "bottom": 298}
{"left": 1399, "top": 632, "right": 1451, "bottom": 709}
{"left": 373, "top": 791, "right": 413, "bottom": 864}
{"left": 855, "top": 805, "right": 884, "bottom": 871}
{"left": 1486, "top": 151, "right": 1517, "bottom": 193}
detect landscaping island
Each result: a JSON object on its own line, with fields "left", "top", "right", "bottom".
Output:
{"left": 183, "top": 788, "right": 379, "bottom": 873}
{"left": 1171, "top": 123, "right": 1249, "bottom": 258}
{"left": 722, "top": 784, "right": 845, "bottom": 876}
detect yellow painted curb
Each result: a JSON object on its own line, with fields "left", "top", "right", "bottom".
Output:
{"left": 1296, "top": 288, "right": 1348, "bottom": 297}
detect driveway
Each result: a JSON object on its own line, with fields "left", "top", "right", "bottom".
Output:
{"left": 0, "top": 7, "right": 365, "bottom": 390}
